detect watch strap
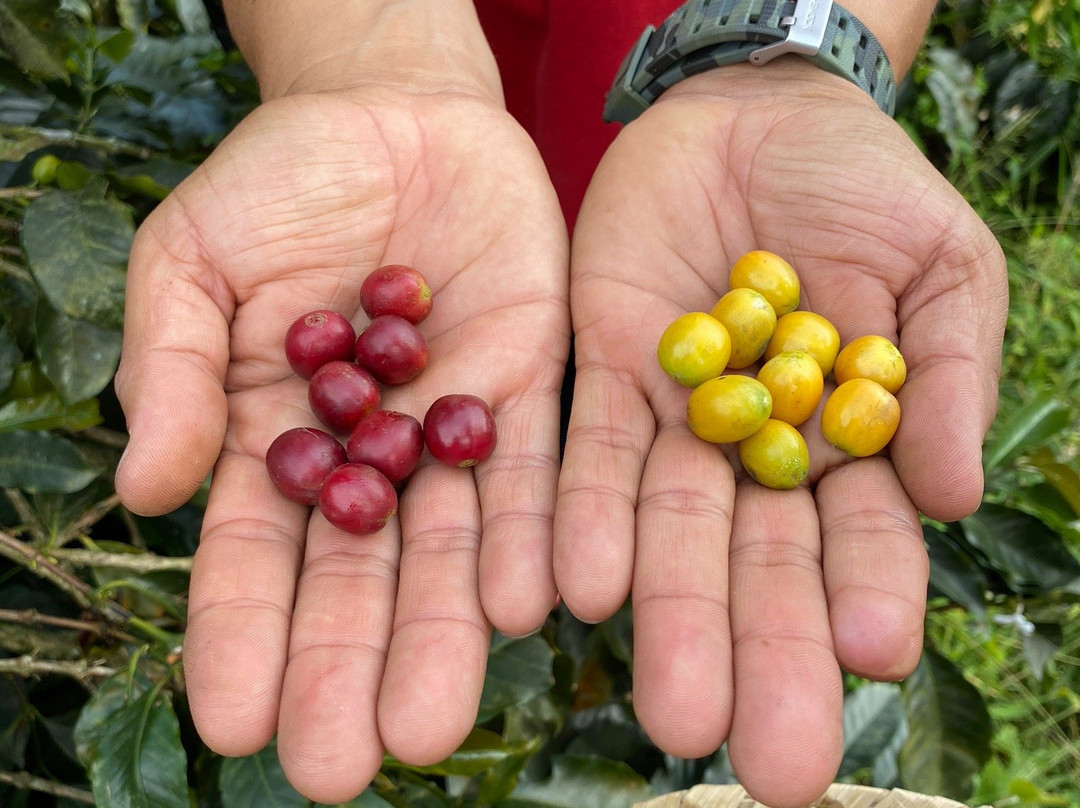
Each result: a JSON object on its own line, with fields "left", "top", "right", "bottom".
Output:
{"left": 604, "top": 0, "right": 895, "bottom": 124}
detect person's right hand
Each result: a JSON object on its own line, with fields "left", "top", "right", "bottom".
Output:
{"left": 113, "top": 6, "right": 569, "bottom": 801}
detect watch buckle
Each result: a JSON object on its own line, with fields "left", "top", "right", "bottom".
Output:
{"left": 749, "top": 0, "right": 834, "bottom": 66}
{"left": 603, "top": 27, "right": 655, "bottom": 124}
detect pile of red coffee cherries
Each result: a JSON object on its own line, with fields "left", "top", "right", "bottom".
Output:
{"left": 265, "top": 265, "right": 497, "bottom": 535}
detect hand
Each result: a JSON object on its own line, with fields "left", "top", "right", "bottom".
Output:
{"left": 114, "top": 84, "right": 569, "bottom": 802}
{"left": 555, "top": 62, "right": 1007, "bottom": 808}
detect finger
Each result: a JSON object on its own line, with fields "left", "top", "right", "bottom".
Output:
{"left": 183, "top": 454, "right": 303, "bottom": 757}
{"left": 276, "top": 512, "right": 399, "bottom": 804}
{"left": 553, "top": 359, "right": 652, "bottom": 623}
{"left": 631, "top": 417, "right": 735, "bottom": 758}
{"left": 475, "top": 384, "right": 562, "bottom": 636}
{"left": 115, "top": 207, "right": 232, "bottom": 515}
{"left": 378, "top": 462, "right": 490, "bottom": 765}
{"left": 893, "top": 214, "right": 1009, "bottom": 521}
{"left": 727, "top": 483, "right": 843, "bottom": 808}
{"left": 817, "top": 458, "right": 927, "bottom": 680}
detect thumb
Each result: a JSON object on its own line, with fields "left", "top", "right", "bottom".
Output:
{"left": 114, "top": 205, "right": 231, "bottom": 516}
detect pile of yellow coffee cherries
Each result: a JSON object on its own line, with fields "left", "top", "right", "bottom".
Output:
{"left": 656, "top": 251, "right": 906, "bottom": 490}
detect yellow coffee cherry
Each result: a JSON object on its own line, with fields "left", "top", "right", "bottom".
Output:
{"left": 833, "top": 334, "right": 907, "bottom": 394}
{"left": 687, "top": 375, "right": 772, "bottom": 444}
{"left": 710, "top": 288, "right": 777, "bottom": 369}
{"left": 657, "top": 312, "right": 732, "bottom": 388}
{"left": 756, "top": 350, "right": 824, "bottom": 427}
{"left": 729, "top": 250, "right": 800, "bottom": 317}
{"left": 821, "top": 378, "right": 901, "bottom": 457}
{"left": 764, "top": 311, "right": 841, "bottom": 376}
{"left": 739, "top": 419, "right": 810, "bottom": 490}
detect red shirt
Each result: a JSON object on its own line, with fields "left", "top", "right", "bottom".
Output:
{"left": 474, "top": 0, "right": 676, "bottom": 228}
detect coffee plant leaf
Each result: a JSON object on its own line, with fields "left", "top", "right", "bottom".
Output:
{"left": 219, "top": 737, "right": 308, "bottom": 808}
{"left": 983, "top": 390, "right": 1070, "bottom": 473}
{"left": 73, "top": 671, "right": 153, "bottom": 763}
{"left": 0, "top": 429, "right": 101, "bottom": 492}
{"left": 898, "top": 649, "right": 992, "bottom": 801}
{"left": 0, "top": 0, "right": 72, "bottom": 81}
{"left": 498, "top": 754, "right": 652, "bottom": 808}
{"left": 0, "top": 390, "right": 100, "bottom": 432}
{"left": 85, "top": 686, "right": 189, "bottom": 808}
{"left": 923, "top": 523, "right": 989, "bottom": 618}
{"left": 838, "top": 682, "right": 906, "bottom": 778}
{"left": 384, "top": 728, "right": 526, "bottom": 778}
{"left": 1021, "top": 447, "right": 1080, "bottom": 519}
{"left": 35, "top": 302, "right": 123, "bottom": 402}
{"left": 477, "top": 633, "right": 555, "bottom": 723}
{"left": 1021, "top": 622, "right": 1063, "bottom": 683}
{"left": 961, "top": 502, "right": 1080, "bottom": 595}
{"left": 21, "top": 185, "right": 133, "bottom": 331}
{"left": 0, "top": 321, "right": 22, "bottom": 394}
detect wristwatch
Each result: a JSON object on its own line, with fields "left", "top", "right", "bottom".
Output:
{"left": 603, "top": 0, "right": 895, "bottom": 124}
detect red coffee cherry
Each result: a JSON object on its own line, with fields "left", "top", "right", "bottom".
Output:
{"left": 346, "top": 410, "right": 424, "bottom": 486}
{"left": 318, "top": 463, "right": 398, "bottom": 535}
{"left": 354, "top": 315, "right": 429, "bottom": 385}
{"left": 360, "top": 264, "right": 433, "bottom": 324}
{"left": 307, "top": 361, "right": 381, "bottom": 434}
{"left": 423, "top": 394, "right": 497, "bottom": 468}
{"left": 284, "top": 310, "right": 356, "bottom": 380}
{"left": 265, "top": 427, "right": 347, "bottom": 505}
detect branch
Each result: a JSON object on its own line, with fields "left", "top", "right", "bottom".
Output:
{"left": 81, "top": 425, "right": 130, "bottom": 450}
{"left": 0, "top": 770, "right": 95, "bottom": 804}
{"left": 0, "top": 187, "right": 44, "bottom": 200}
{"left": 0, "top": 607, "right": 138, "bottom": 645}
{"left": 0, "top": 528, "right": 132, "bottom": 625}
{"left": 0, "top": 259, "right": 35, "bottom": 285}
{"left": 2, "top": 488, "right": 44, "bottom": 544}
{"left": 0, "top": 527, "right": 94, "bottom": 611}
{"left": 54, "top": 492, "right": 123, "bottom": 547}
{"left": 52, "top": 548, "right": 193, "bottom": 573}
{"left": 0, "top": 654, "right": 118, "bottom": 682}
{"left": 0, "top": 124, "right": 154, "bottom": 159}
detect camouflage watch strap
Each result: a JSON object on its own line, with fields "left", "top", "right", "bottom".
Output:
{"left": 603, "top": 0, "right": 896, "bottom": 124}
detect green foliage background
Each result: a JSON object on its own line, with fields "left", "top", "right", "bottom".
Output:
{"left": 1, "top": 1, "right": 1078, "bottom": 806}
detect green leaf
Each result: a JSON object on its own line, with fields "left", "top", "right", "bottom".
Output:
{"left": 838, "top": 682, "right": 906, "bottom": 778}
{"left": 477, "top": 632, "right": 555, "bottom": 723}
{"left": 36, "top": 303, "right": 122, "bottom": 402}
{"left": 0, "top": 430, "right": 100, "bottom": 492}
{"left": 115, "top": 0, "right": 150, "bottom": 32}
{"left": 219, "top": 737, "right": 308, "bottom": 808}
{"left": 0, "top": 129, "right": 50, "bottom": 161}
{"left": 499, "top": 755, "right": 653, "bottom": 808}
{"left": 1021, "top": 622, "right": 1063, "bottom": 683}
{"left": 86, "top": 686, "right": 189, "bottom": 808}
{"left": 962, "top": 502, "right": 1080, "bottom": 595}
{"left": 383, "top": 728, "right": 524, "bottom": 778}
{"left": 112, "top": 156, "right": 196, "bottom": 200}
{"left": 898, "top": 649, "right": 992, "bottom": 801}
{"left": 983, "top": 391, "right": 1070, "bottom": 473}
{"left": 73, "top": 671, "right": 151, "bottom": 764}
{"left": 0, "top": 322, "right": 22, "bottom": 394}
{"left": 21, "top": 186, "right": 133, "bottom": 331}
{"left": 162, "top": 0, "right": 212, "bottom": 34}
{"left": 0, "top": 0, "right": 72, "bottom": 81}
{"left": 923, "top": 524, "right": 988, "bottom": 618}
{"left": 924, "top": 48, "right": 980, "bottom": 156}
{"left": 0, "top": 390, "right": 101, "bottom": 432}
{"left": 1023, "top": 448, "right": 1080, "bottom": 518}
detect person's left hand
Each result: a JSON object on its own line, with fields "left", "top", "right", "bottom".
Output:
{"left": 555, "top": 61, "right": 1007, "bottom": 808}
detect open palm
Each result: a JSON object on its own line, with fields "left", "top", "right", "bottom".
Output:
{"left": 555, "top": 66, "right": 1007, "bottom": 808}
{"left": 114, "top": 88, "right": 569, "bottom": 803}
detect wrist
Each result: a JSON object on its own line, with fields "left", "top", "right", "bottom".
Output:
{"left": 223, "top": 0, "right": 503, "bottom": 103}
